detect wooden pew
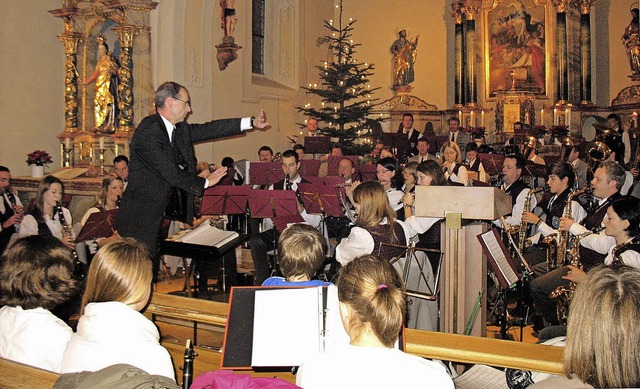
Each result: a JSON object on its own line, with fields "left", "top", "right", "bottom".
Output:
{"left": 0, "top": 293, "right": 564, "bottom": 388}
{"left": 0, "top": 358, "right": 59, "bottom": 389}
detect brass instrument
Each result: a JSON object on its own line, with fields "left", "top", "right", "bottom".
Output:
{"left": 509, "top": 187, "right": 544, "bottom": 255}
{"left": 543, "top": 188, "right": 588, "bottom": 271}
{"left": 610, "top": 235, "right": 640, "bottom": 266}
{"left": 585, "top": 140, "right": 611, "bottom": 171}
{"left": 522, "top": 136, "right": 538, "bottom": 161}
{"left": 549, "top": 227, "right": 603, "bottom": 324}
{"left": 272, "top": 152, "right": 282, "bottom": 163}
{"left": 558, "top": 136, "right": 575, "bottom": 163}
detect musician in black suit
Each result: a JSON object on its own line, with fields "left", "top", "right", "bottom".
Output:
{"left": 0, "top": 166, "right": 23, "bottom": 254}
{"left": 115, "top": 81, "right": 269, "bottom": 280}
{"left": 396, "top": 113, "right": 422, "bottom": 157}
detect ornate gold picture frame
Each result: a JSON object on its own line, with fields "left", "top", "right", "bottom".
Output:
{"left": 483, "top": 0, "right": 552, "bottom": 98}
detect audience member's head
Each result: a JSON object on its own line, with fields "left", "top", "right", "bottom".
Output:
{"left": 564, "top": 265, "right": 640, "bottom": 388}
{"left": 336, "top": 254, "right": 406, "bottom": 347}
{"left": 278, "top": 224, "right": 326, "bottom": 281}
{"left": 81, "top": 238, "right": 152, "bottom": 314}
{"left": 0, "top": 236, "right": 77, "bottom": 310}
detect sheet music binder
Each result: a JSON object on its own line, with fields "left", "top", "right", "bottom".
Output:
{"left": 170, "top": 221, "right": 239, "bottom": 248}
{"left": 221, "top": 286, "right": 350, "bottom": 369}
{"left": 476, "top": 228, "right": 520, "bottom": 288}
{"left": 75, "top": 209, "right": 118, "bottom": 242}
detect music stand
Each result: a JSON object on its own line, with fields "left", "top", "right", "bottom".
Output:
{"left": 201, "top": 185, "right": 250, "bottom": 216}
{"left": 522, "top": 161, "right": 547, "bottom": 178}
{"left": 248, "top": 162, "right": 283, "bottom": 187}
{"left": 380, "top": 133, "right": 409, "bottom": 156}
{"left": 304, "top": 136, "right": 331, "bottom": 155}
{"left": 382, "top": 241, "right": 443, "bottom": 302}
{"left": 299, "top": 159, "right": 322, "bottom": 177}
{"left": 478, "top": 153, "right": 505, "bottom": 176}
{"left": 326, "top": 155, "right": 359, "bottom": 178}
{"left": 305, "top": 176, "right": 344, "bottom": 187}
{"left": 358, "top": 163, "right": 377, "bottom": 181}
{"left": 76, "top": 209, "right": 119, "bottom": 242}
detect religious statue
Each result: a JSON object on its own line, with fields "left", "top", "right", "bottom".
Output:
{"left": 623, "top": 7, "right": 640, "bottom": 77}
{"left": 85, "top": 37, "right": 119, "bottom": 132}
{"left": 220, "top": 0, "right": 237, "bottom": 42}
{"left": 390, "top": 29, "right": 419, "bottom": 89}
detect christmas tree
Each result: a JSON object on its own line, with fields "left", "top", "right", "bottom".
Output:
{"left": 296, "top": 1, "right": 383, "bottom": 155}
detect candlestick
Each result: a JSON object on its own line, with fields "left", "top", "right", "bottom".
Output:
{"left": 566, "top": 107, "right": 571, "bottom": 129}
{"left": 64, "top": 137, "right": 71, "bottom": 149}
{"left": 470, "top": 111, "right": 475, "bottom": 128}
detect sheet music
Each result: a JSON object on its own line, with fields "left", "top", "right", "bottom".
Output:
{"left": 251, "top": 288, "right": 324, "bottom": 366}
{"left": 480, "top": 231, "right": 519, "bottom": 287}
{"left": 177, "top": 222, "right": 238, "bottom": 247}
{"left": 323, "top": 285, "right": 351, "bottom": 353}
{"left": 453, "top": 364, "right": 509, "bottom": 389}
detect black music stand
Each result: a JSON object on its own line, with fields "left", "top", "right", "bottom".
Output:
{"left": 358, "top": 163, "right": 377, "bottom": 181}
{"left": 248, "top": 190, "right": 303, "bottom": 275}
{"left": 297, "top": 183, "right": 343, "bottom": 218}
{"left": 326, "top": 155, "right": 359, "bottom": 179}
{"left": 304, "top": 136, "right": 331, "bottom": 155}
{"left": 522, "top": 161, "right": 547, "bottom": 178}
{"left": 76, "top": 209, "right": 119, "bottom": 242}
{"left": 248, "top": 162, "right": 283, "bottom": 187}
{"left": 305, "top": 176, "right": 343, "bottom": 187}
{"left": 382, "top": 241, "right": 443, "bottom": 302}
{"left": 299, "top": 159, "right": 322, "bottom": 177}
{"left": 381, "top": 133, "right": 409, "bottom": 157}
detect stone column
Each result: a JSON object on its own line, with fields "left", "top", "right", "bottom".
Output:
{"left": 58, "top": 18, "right": 82, "bottom": 133}
{"left": 553, "top": 0, "right": 569, "bottom": 104}
{"left": 113, "top": 25, "right": 137, "bottom": 135}
{"left": 577, "top": 0, "right": 594, "bottom": 105}
{"left": 451, "top": 2, "right": 465, "bottom": 107}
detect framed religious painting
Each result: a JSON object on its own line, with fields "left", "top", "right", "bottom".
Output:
{"left": 483, "top": 0, "right": 553, "bottom": 98}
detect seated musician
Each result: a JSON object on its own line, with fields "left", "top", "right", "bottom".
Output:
{"left": 530, "top": 161, "right": 625, "bottom": 328}
{"left": 78, "top": 175, "right": 124, "bottom": 260}
{"left": 401, "top": 161, "right": 418, "bottom": 200}
{"left": 0, "top": 236, "right": 78, "bottom": 373}
{"left": 463, "top": 142, "right": 488, "bottom": 183}
{"left": 493, "top": 154, "right": 537, "bottom": 230}
{"left": 326, "top": 157, "right": 356, "bottom": 243}
{"left": 0, "top": 165, "right": 24, "bottom": 255}
{"left": 408, "top": 137, "right": 439, "bottom": 165}
{"left": 262, "top": 224, "right": 332, "bottom": 286}
{"left": 19, "top": 175, "right": 75, "bottom": 250}
{"left": 530, "top": 265, "right": 640, "bottom": 388}
{"left": 249, "top": 149, "right": 322, "bottom": 285}
{"left": 61, "top": 239, "right": 175, "bottom": 380}
{"left": 336, "top": 181, "right": 436, "bottom": 330}
{"left": 566, "top": 144, "right": 589, "bottom": 190}
{"left": 376, "top": 157, "right": 404, "bottom": 213}
{"left": 296, "top": 254, "right": 454, "bottom": 389}
{"left": 440, "top": 141, "right": 469, "bottom": 186}
{"left": 521, "top": 162, "right": 587, "bottom": 274}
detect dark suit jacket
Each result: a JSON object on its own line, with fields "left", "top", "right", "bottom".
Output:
{"left": 115, "top": 113, "right": 243, "bottom": 255}
{"left": 396, "top": 127, "right": 422, "bottom": 157}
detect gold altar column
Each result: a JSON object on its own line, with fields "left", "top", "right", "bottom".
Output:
{"left": 577, "top": 0, "right": 594, "bottom": 105}
{"left": 114, "top": 25, "right": 137, "bottom": 135}
{"left": 452, "top": 2, "right": 465, "bottom": 108}
{"left": 58, "top": 18, "right": 82, "bottom": 133}
{"left": 463, "top": 1, "right": 482, "bottom": 107}
{"left": 553, "top": 0, "right": 569, "bottom": 103}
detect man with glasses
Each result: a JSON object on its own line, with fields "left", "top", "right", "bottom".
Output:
{"left": 116, "top": 81, "right": 269, "bottom": 281}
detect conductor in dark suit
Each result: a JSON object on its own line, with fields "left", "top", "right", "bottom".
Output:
{"left": 115, "top": 81, "right": 269, "bottom": 279}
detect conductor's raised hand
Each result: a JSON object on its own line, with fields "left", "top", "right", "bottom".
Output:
{"left": 252, "top": 108, "right": 270, "bottom": 130}
{"left": 206, "top": 166, "right": 228, "bottom": 188}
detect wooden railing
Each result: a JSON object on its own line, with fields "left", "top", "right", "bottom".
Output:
{"left": 0, "top": 292, "right": 564, "bottom": 388}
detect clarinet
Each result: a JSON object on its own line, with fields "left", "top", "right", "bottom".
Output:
{"left": 4, "top": 188, "right": 20, "bottom": 231}
{"left": 56, "top": 201, "right": 85, "bottom": 279}
{"left": 182, "top": 339, "right": 196, "bottom": 389}
{"left": 116, "top": 195, "right": 122, "bottom": 208}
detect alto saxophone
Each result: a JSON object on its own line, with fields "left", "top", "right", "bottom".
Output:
{"left": 543, "top": 188, "right": 588, "bottom": 271}
{"left": 549, "top": 227, "right": 602, "bottom": 325}
{"left": 511, "top": 188, "right": 544, "bottom": 255}
{"left": 610, "top": 235, "right": 640, "bottom": 266}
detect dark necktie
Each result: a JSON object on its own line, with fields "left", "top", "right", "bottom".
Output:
{"left": 450, "top": 132, "right": 455, "bottom": 142}
{"left": 171, "top": 127, "right": 179, "bottom": 162}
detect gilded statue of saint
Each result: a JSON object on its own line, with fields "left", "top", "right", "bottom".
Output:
{"left": 390, "top": 29, "right": 419, "bottom": 88}
{"left": 85, "top": 38, "right": 119, "bottom": 132}
{"left": 623, "top": 7, "right": 640, "bottom": 76}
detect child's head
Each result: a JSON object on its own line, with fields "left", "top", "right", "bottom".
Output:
{"left": 0, "top": 235, "right": 78, "bottom": 310}
{"left": 277, "top": 224, "right": 326, "bottom": 281}
{"left": 81, "top": 238, "right": 153, "bottom": 313}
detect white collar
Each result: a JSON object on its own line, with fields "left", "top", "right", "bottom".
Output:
{"left": 160, "top": 114, "right": 174, "bottom": 140}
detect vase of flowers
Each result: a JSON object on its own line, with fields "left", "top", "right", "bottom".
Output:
{"left": 26, "top": 150, "right": 53, "bottom": 177}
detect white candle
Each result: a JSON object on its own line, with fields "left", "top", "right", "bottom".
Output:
{"left": 480, "top": 111, "right": 485, "bottom": 127}
{"left": 99, "top": 137, "right": 105, "bottom": 149}
{"left": 633, "top": 111, "right": 638, "bottom": 128}
{"left": 553, "top": 108, "right": 558, "bottom": 125}
{"left": 64, "top": 137, "right": 71, "bottom": 149}
{"left": 566, "top": 108, "right": 571, "bottom": 128}
{"left": 470, "top": 111, "right": 476, "bottom": 127}
{"left": 458, "top": 110, "right": 462, "bottom": 122}
{"left": 540, "top": 108, "right": 544, "bottom": 126}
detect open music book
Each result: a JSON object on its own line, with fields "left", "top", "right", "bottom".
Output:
{"left": 477, "top": 228, "right": 520, "bottom": 288}
{"left": 172, "top": 221, "right": 239, "bottom": 248}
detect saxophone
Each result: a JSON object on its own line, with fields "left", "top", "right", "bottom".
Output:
{"left": 515, "top": 188, "right": 544, "bottom": 254}
{"left": 610, "top": 235, "right": 640, "bottom": 266}
{"left": 549, "top": 227, "right": 602, "bottom": 325}
{"left": 543, "top": 188, "right": 588, "bottom": 271}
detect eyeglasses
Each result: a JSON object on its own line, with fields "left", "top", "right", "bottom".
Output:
{"left": 174, "top": 96, "right": 191, "bottom": 107}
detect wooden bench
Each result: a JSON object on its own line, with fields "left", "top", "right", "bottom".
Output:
{"left": 0, "top": 292, "right": 564, "bottom": 388}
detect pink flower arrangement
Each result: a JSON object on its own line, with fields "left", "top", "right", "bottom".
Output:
{"left": 26, "top": 150, "right": 53, "bottom": 166}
